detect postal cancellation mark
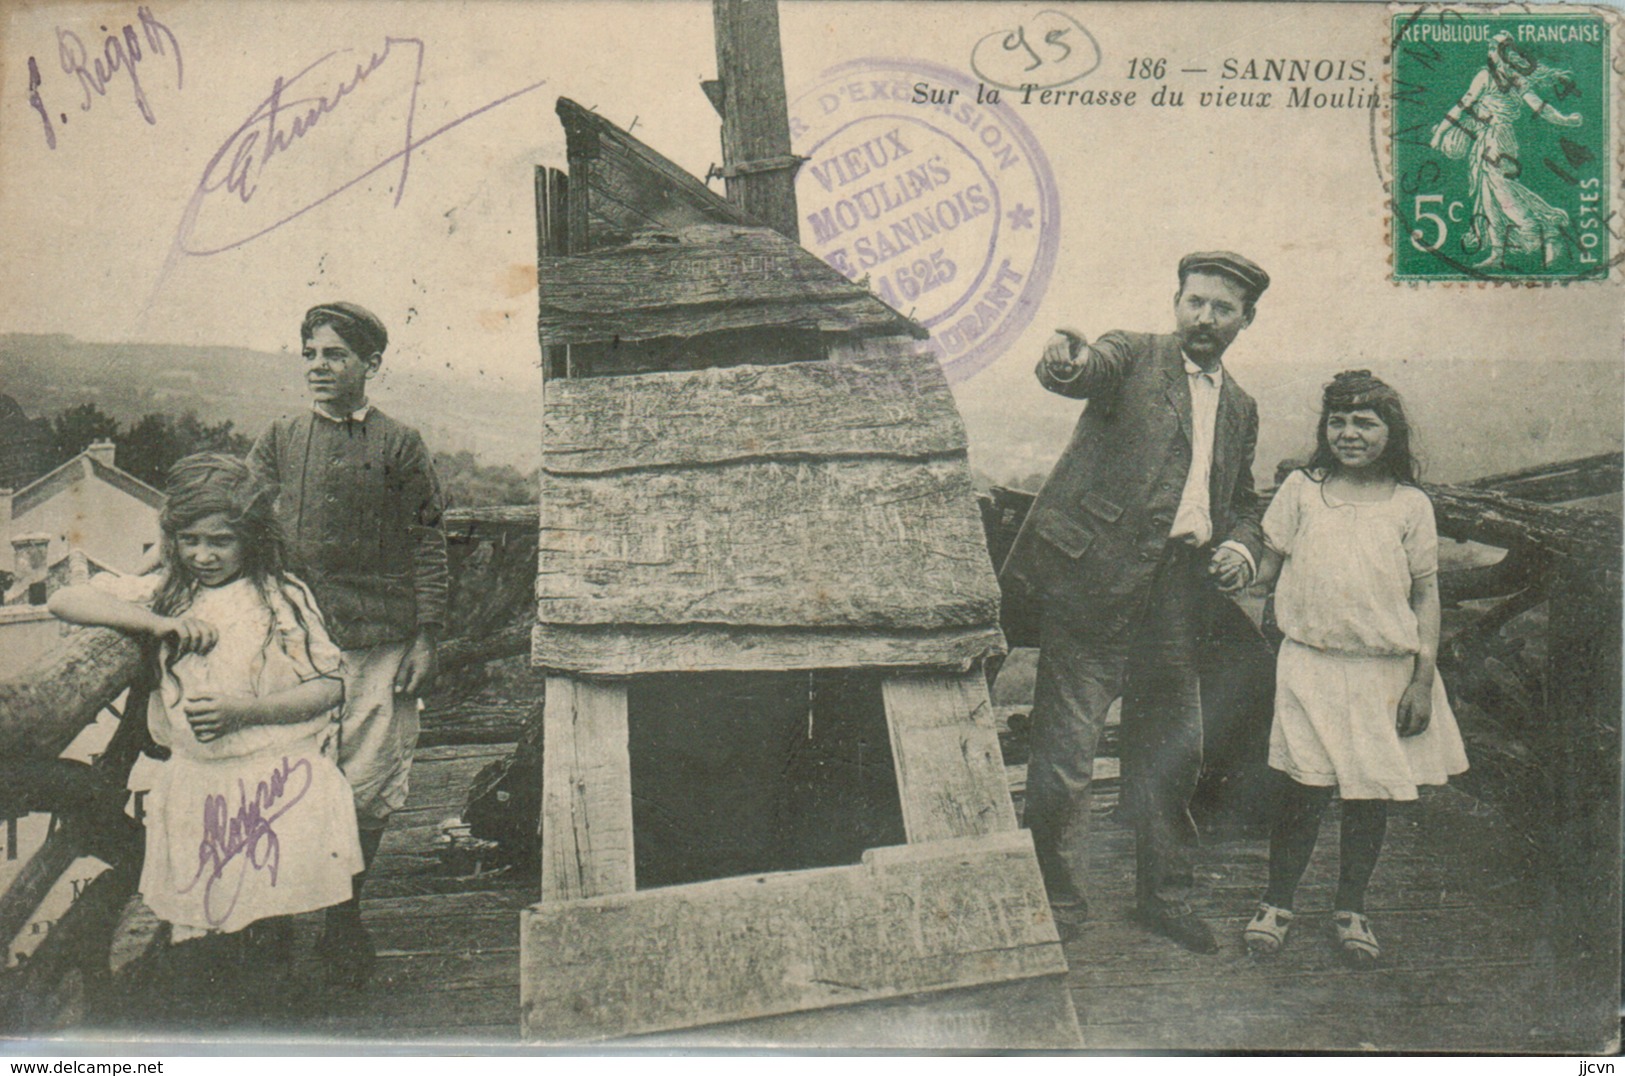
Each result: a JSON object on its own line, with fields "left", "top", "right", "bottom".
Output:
{"left": 1391, "top": 9, "right": 1612, "bottom": 282}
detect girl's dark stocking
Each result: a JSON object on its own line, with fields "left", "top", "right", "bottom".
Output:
{"left": 1335, "top": 799, "right": 1388, "bottom": 913}
{"left": 1263, "top": 776, "right": 1332, "bottom": 910}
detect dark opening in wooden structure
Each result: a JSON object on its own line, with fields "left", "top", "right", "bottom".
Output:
{"left": 628, "top": 670, "right": 905, "bottom": 889}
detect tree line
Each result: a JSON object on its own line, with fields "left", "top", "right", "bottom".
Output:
{"left": 43, "top": 403, "right": 537, "bottom": 508}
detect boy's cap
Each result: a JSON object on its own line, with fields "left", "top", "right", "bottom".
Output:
{"left": 1178, "top": 251, "right": 1270, "bottom": 302}
{"left": 304, "top": 302, "right": 388, "bottom": 357}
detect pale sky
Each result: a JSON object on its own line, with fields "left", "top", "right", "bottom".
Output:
{"left": 2, "top": 0, "right": 1619, "bottom": 478}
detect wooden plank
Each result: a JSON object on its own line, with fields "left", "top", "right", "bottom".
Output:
{"left": 541, "top": 351, "right": 964, "bottom": 474}
{"left": 537, "top": 165, "right": 571, "bottom": 379}
{"left": 535, "top": 455, "right": 1000, "bottom": 630}
{"left": 443, "top": 504, "right": 538, "bottom": 533}
{"left": 531, "top": 622, "right": 1005, "bottom": 676}
{"left": 536, "top": 224, "right": 922, "bottom": 344}
{"left": 712, "top": 0, "right": 801, "bottom": 241}
{"left": 565, "top": 144, "right": 592, "bottom": 256}
{"left": 881, "top": 671, "right": 1016, "bottom": 843}
{"left": 539, "top": 677, "right": 634, "bottom": 902}
{"left": 519, "top": 830, "right": 1070, "bottom": 1043}
{"left": 631, "top": 974, "right": 1081, "bottom": 1048}
{"left": 1464, "top": 451, "right": 1622, "bottom": 503}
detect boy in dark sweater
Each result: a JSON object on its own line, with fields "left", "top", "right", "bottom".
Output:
{"left": 249, "top": 302, "right": 448, "bottom": 986}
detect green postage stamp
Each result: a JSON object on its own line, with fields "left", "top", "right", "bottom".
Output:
{"left": 1391, "top": 8, "right": 1613, "bottom": 282}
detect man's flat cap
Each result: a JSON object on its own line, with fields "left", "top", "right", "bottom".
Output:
{"left": 1178, "top": 251, "right": 1270, "bottom": 301}
{"left": 304, "top": 301, "right": 389, "bottom": 357}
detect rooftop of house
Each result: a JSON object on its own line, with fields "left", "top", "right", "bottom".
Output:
{"left": 7, "top": 441, "right": 163, "bottom": 518}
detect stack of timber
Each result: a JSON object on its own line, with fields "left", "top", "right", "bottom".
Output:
{"left": 522, "top": 94, "right": 1080, "bottom": 1047}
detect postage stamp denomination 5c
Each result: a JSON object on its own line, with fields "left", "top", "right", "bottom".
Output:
{"left": 1391, "top": 8, "right": 1612, "bottom": 282}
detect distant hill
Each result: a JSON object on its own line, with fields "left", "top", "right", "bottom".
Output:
{"left": 5, "top": 334, "right": 1618, "bottom": 490}
{"left": 959, "top": 356, "right": 1624, "bottom": 490}
{"left": 0, "top": 334, "right": 542, "bottom": 471}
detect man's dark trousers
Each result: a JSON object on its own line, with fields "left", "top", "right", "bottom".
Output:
{"left": 1025, "top": 543, "right": 1208, "bottom": 916}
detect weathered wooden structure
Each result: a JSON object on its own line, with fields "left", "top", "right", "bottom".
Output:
{"left": 518, "top": 60, "right": 1080, "bottom": 1040}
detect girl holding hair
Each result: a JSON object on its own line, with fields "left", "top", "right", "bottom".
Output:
{"left": 50, "top": 454, "right": 362, "bottom": 946}
{"left": 1242, "top": 372, "right": 1468, "bottom": 964}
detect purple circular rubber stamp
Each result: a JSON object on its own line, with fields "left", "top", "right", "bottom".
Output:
{"left": 789, "top": 58, "right": 1060, "bottom": 383}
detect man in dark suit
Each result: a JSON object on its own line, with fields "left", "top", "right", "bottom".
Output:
{"left": 1002, "top": 252, "right": 1269, "bottom": 953}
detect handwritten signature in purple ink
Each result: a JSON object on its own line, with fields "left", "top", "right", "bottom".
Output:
{"left": 29, "top": 6, "right": 183, "bottom": 148}
{"left": 178, "top": 755, "right": 312, "bottom": 927}
{"left": 167, "top": 35, "right": 547, "bottom": 259}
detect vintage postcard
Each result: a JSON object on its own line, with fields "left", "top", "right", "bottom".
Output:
{"left": 0, "top": 0, "right": 1620, "bottom": 1056}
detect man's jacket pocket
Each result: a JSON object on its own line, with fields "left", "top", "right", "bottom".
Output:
{"left": 1034, "top": 509, "right": 1095, "bottom": 560}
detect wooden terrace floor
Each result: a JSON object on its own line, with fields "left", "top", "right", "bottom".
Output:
{"left": 72, "top": 737, "right": 1618, "bottom": 1052}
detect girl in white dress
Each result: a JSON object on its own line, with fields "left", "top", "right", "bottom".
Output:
{"left": 1241, "top": 372, "right": 1468, "bottom": 964}
{"left": 50, "top": 454, "right": 363, "bottom": 950}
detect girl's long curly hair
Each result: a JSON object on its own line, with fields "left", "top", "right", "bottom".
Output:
{"left": 151, "top": 454, "right": 286, "bottom": 617}
{"left": 149, "top": 454, "right": 325, "bottom": 699}
{"left": 1303, "top": 370, "right": 1423, "bottom": 486}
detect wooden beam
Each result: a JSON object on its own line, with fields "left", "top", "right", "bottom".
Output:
{"left": 519, "top": 829, "right": 1075, "bottom": 1043}
{"left": 539, "top": 676, "right": 634, "bottom": 902}
{"left": 881, "top": 671, "right": 1017, "bottom": 843}
{"left": 1424, "top": 484, "right": 1621, "bottom": 561}
{"left": 983, "top": 479, "right": 1623, "bottom": 564}
{"left": 0, "top": 626, "right": 144, "bottom": 760}
{"left": 0, "top": 826, "right": 78, "bottom": 959}
{"left": 1463, "top": 452, "right": 1622, "bottom": 504}
{"left": 712, "top": 0, "right": 801, "bottom": 241}
{"left": 532, "top": 622, "right": 1006, "bottom": 677}
{"left": 444, "top": 505, "right": 538, "bottom": 533}
{"left": 541, "top": 350, "right": 964, "bottom": 474}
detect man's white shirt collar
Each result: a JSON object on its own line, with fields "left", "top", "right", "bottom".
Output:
{"left": 313, "top": 402, "right": 371, "bottom": 423}
{"left": 1180, "top": 353, "right": 1224, "bottom": 386}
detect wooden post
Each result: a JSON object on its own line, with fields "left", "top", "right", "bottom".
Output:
{"left": 711, "top": 0, "right": 801, "bottom": 241}
{"left": 539, "top": 676, "right": 635, "bottom": 902}
{"left": 536, "top": 166, "right": 572, "bottom": 381}
{"left": 881, "top": 670, "right": 1017, "bottom": 843}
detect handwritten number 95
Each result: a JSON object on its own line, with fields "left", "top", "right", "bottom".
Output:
{"left": 972, "top": 11, "right": 1101, "bottom": 91}
{"left": 1003, "top": 24, "right": 1072, "bottom": 73}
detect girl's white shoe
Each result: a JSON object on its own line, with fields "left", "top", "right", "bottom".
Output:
{"left": 1243, "top": 903, "right": 1294, "bottom": 955}
{"left": 1331, "top": 910, "right": 1380, "bottom": 964}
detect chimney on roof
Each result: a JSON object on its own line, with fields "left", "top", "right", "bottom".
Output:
{"left": 86, "top": 439, "right": 116, "bottom": 469}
